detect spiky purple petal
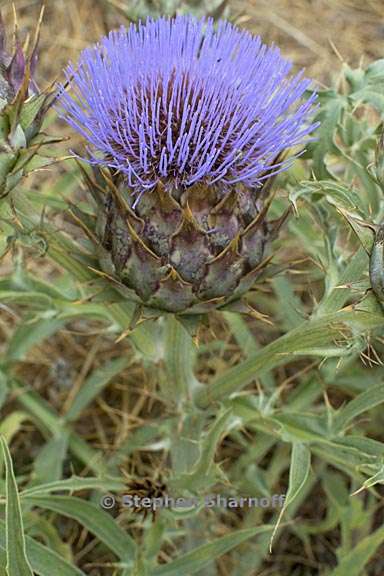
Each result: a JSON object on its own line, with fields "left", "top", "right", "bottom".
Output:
{"left": 59, "top": 16, "right": 318, "bottom": 191}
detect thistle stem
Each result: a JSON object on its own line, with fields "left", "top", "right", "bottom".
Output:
{"left": 163, "top": 315, "right": 203, "bottom": 475}
{"left": 162, "top": 315, "right": 208, "bottom": 561}
{"left": 163, "top": 315, "right": 198, "bottom": 408}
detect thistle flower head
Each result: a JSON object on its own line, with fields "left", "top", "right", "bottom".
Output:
{"left": 59, "top": 16, "right": 317, "bottom": 195}
{"left": 59, "top": 17, "right": 319, "bottom": 316}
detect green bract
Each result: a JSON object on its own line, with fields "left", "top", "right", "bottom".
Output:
{"left": 74, "top": 167, "right": 287, "bottom": 316}
{"left": 0, "top": 10, "right": 54, "bottom": 203}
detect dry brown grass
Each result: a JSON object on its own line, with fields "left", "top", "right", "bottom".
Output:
{"left": 234, "top": 0, "right": 384, "bottom": 80}
{"left": 2, "top": 0, "right": 383, "bottom": 86}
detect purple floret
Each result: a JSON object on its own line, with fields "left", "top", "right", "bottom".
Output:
{"left": 58, "top": 16, "right": 318, "bottom": 192}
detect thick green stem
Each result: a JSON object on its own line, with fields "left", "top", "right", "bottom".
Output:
{"left": 162, "top": 315, "right": 203, "bottom": 474}
{"left": 163, "top": 315, "right": 200, "bottom": 408}
{"left": 162, "top": 315, "right": 208, "bottom": 563}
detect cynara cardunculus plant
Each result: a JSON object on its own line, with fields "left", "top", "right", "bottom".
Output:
{"left": 59, "top": 16, "right": 317, "bottom": 316}
{"left": 0, "top": 9, "right": 54, "bottom": 202}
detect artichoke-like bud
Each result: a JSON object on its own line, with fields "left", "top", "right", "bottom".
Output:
{"left": 59, "top": 17, "right": 318, "bottom": 316}
{"left": 0, "top": 9, "right": 54, "bottom": 201}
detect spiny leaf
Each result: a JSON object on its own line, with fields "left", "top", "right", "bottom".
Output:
{"left": 23, "top": 495, "right": 136, "bottom": 563}
{"left": 163, "top": 314, "right": 199, "bottom": 405}
{"left": 333, "top": 382, "right": 384, "bottom": 433}
{"left": 150, "top": 525, "right": 274, "bottom": 576}
{"left": 20, "top": 476, "right": 126, "bottom": 498}
{"left": 304, "top": 90, "right": 346, "bottom": 179}
{"left": 32, "top": 433, "right": 69, "bottom": 485}
{"left": 329, "top": 526, "right": 384, "bottom": 576}
{"left": 195, "top": 310, "right": 384, "bottom": 408}
{"left": 269, "top": 442, "right": 311, "bottom": 551}
{"left": 0, "top": 436, "right": 34, "bottom": 576}
{"left": 0, "top": 520, "right": 85, "bottom": 576}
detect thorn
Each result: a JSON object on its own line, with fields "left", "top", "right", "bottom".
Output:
{"left": 11, "top": 3, "right": 18, "bottom": 44}
{"left": 30, "top": 4, "right": 45, "bottom": 76}
{"left": 247, "top": 304, "right": 273, "bottom": 325}
{"left": 114, "top": 328, "right": 132, "bottom": 343}
{"left": 350, "top": 485, "right": 365, "bottom": 497}
{"left": 192, "top": 335, "right": 200, "bottom": 347}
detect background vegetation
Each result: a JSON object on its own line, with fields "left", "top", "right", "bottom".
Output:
{"left": 1, "top": 1, "right": 384, "bottom": 575}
